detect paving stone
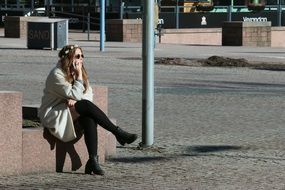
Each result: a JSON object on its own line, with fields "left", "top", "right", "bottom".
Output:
{"left": 0, "top": 29, "right": 285, "bottom": 189}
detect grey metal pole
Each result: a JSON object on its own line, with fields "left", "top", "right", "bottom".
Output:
{"left": 228, "top": 0, "right": 233, "bottom": 22}
{"left": 100, "top": 0, "right": 105, "bottom": 51}
{"left": 120, "top": 2, "right": 124, "bottom": 19}
{"left": 142, "top": 0, "right": 154, "bottom": 147}
{"left": 278, "top": 0, "right": 282, "bottom": 26}
{"left": 228, "top": 5, "right": 232, "bottom": 21}
{"left": 72, "top": 0, "right": 74, "bottom": 12}
{"left": 46, "top": 0, "right": 51, "bottom": 17}
{"left": 31, "top": 0, "right": 34, "bottom": 10}
{"left": 176, "top": 0, "right": 179, "bottom": 29}
{"left": 87, "top": 12, "right": 90, "bottom": 40}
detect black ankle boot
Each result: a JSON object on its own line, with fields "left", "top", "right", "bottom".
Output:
{"left": 85, "top": 156, "right": 104, "bottom": 175}
{"left": 114, "top": 127, "right": 138, "bottom": 146}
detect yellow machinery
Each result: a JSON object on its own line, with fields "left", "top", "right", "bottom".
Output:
{"left": 161, "top": 0, "right": 214, "bottom": 13}
{"left": 183, "top": 1, "right": 214, "bottom": 12}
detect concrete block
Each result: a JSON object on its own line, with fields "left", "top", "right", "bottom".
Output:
{"left": 4, "top": 16, "right": 20, "bottom": 38}
{"left": 93, "top": 85, "right": 108, "bottom": 114}
{"left": 222, "top": 21, "right": 271, "bottom": 47}
{"left": 22, "top": 128, "right": 55, "bottom": 173}
{"left": 22, "top": 120, "right": 107, "bottom": 174}
{"left": 4, "top": 16, "right": 49, "bottom": 38}
{"left": 106, "top": 19, "right": 142, "bottom": 42}
{"left": 0, "top": 91, "right": 22, "bottom": 175}
{"left": 105, "top": 131, "right": 117, "bottom": 158}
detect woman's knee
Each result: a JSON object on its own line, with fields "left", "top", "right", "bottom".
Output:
{"left": 75, "top": 99, "right": 93, "bottom": 113}
{"left": 75, "top": 99, "right": 92, "bottom": 108}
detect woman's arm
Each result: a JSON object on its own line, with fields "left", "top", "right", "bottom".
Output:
{"left": 46, "top": 68, "right": 85, "bottom": 101}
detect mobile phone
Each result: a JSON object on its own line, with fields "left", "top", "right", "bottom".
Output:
{"left": 73, "top": 62, "right": 76, "bottom": 70}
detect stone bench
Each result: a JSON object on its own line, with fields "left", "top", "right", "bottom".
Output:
{"left": 0, "top": 86, "right": 116, "bottom": 176}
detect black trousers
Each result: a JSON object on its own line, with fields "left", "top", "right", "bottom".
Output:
{"left": 75, "top": 99, "right": 117, "bottom": 157}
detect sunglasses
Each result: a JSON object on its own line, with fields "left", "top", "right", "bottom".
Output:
{"left": 75, "top": 54, "right": 84, "bottom": 59}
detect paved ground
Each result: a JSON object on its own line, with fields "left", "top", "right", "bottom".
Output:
{"left": 1, "top": 29, "right": 285, "bottom": 189}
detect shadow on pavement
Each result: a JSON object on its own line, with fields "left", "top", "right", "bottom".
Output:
{"left": 109, "top": 145, "right": 243, "bottom": 163}
{"left": 182, "top": 145, "right": 285, "bottom": 161}
{"left": 109, "top": 144, "right": 285, "bottom": 164}
{"left": 109, "top": 156, "right": 168, "bottom": 163}
{"left": 253, "top": 68, "right": 285, "bottom": 71}
{"left": 187, "top": 145, "right": 242, "bottom": 153}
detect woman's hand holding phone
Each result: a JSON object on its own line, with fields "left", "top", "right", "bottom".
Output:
{"left": 72, "top": 61, "right": 83, "bottom": 80}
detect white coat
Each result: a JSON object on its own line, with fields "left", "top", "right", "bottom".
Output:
{"left": 38, "top": 63, "right": 93, "bottom": 142}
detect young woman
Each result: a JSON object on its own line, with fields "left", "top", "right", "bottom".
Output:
{"left": 38, "top": 44, "right": 138, "bottom": 176}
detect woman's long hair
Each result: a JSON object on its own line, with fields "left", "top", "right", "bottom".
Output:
{"left": 58, "top": 45, "right": 89, "bottom": 93}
